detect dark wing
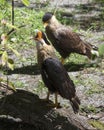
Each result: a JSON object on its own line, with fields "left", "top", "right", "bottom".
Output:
{"left": 41, "top": 57, "right": 76, "bottom": 99}
{"left": 41, "top": 67, "right": 56, "bottom": 93}
{"left": 57, "top": 28, "right": 96, "bottom": 58}
{"left": 55, "top": 27, "right": 82, "bottom": 50}
{"left": 41, "top": 57, "right": 80, "bottom": 113}
{"left": 46, "top": 25, "right": 87, "bottom": 58}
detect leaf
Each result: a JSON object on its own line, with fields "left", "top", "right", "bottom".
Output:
{"left": 0, "top": 78, "right": 16, "bottom": 92}
{"left": 0, "top": 78, "right": 4, "bottom": 82}
{"left": 8, "top": 46, "right": 20, "bottom": 57}
{"left": 7, "top": 58, "right": 14, "bottom": 70}
{"left": 1, "top": 51, "right": 8, "bottom": 66}
{"left": 8, "top": 81, "right": 16, "bottom": 92}
{"left": 0, "top": 12, "right": 3, "bottom": 19}
{"left": 22, "top": 0, "right": 30, "bottom": 6}
{"left": 98, "top": 44, "right": 104, "bottom": 56}
{"left": 1, "top": 34, "right": 8, "bottom": 45}
{"left": 6, "top": 23, "right": 19, "bottom": 30}
{"left": 0, "top": 50, "right": 3, "bottom": 55}
{"left": 12, "top": 49, "right": 20, "bottom": 57}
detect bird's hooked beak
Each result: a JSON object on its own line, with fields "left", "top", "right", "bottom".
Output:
{"left": 34, "top": 29, "right": 46, "bottom": 46}
{"left": 43, "top": 22, "right": 48, "bottom": 28}
{"left": 34, "top": 30, "right": 42, "bottom": 41}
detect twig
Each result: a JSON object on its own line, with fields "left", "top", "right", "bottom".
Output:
{"left": 7, "top": 25, "right": 26, "bottom": 36}
{"left": 12, "top": 0, "right": 14, "bottom": 26}
{"left": 53, "top": 0, "right": 63, "bottom": 15}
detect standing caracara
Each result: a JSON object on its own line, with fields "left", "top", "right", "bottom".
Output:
{"left": 34, "top": 30, "right": 80, "bottom": 113}
{"left": 34, "top": 30, "right": 56, "bottom": 67}
{"left": 42, "top": 12, "right": 99, "bottom": 63}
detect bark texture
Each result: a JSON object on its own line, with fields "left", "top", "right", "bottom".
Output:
{"left": 0, "top": 89, "right": 96, "bottom": 130}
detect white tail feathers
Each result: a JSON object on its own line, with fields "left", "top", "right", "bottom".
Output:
{"left": 91, "top": 49, "right": 99, "bottom": 57}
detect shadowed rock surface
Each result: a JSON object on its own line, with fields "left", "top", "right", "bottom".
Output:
{"left": 0, "top": 89, "right": 96, "bottom": 130}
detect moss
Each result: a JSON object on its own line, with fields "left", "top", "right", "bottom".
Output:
{"left": 86, "top": 87, "right": 102, "bottom": 95}
{"left": 80, "top": 105, "right": 97, "bottom": 114}
{"left": 89, "top": 120, "right": 104, "bottom": 130}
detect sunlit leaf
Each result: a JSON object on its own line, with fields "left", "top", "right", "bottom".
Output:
{"left": 98, "top": 44, "right": 104, "bottom": 56}
{"left": 1, "top": 34, "right": 8, "bottom": 45}
{"left": 21, "top": 57, "right": 27, "bottom": 62}
{"left": 0, "top": 78, "right": 3, "bottom": 82}
{"left": 0, "top": 50, "right": 3, "bottom": 55}
{"left": 7, "top": 58, "right": 14, "bottom": 70}
{"left": 0, "top": 13, "right": 3, "bottom": 19}
{"left": 0, "top": 78, "right": 16, "bottom": 92}
{"left": 22, "top": 0, "right": 30, "bottom": 6}
{"left": 8, "top": 46, "right": 20, "bottom": 57}
{"left": 8, "top": 81, "right": 16, "bottom": 91}
{"left": 1, "top": 51, "right": 8, "bottom": 66}
{"left": 6, "top": 23, "right": 19, "bottom": 30}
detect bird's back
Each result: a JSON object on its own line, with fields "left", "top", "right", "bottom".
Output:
{"left": 45, "top": 19, "right": 95, "bottom": 59}
{"left": 42, "top": 58, "right": 76, "bottom": 99}
{"left": 42, "top": 57, "right": 80, "bottom": 113}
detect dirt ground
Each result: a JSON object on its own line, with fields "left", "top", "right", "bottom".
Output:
{"left": 0, "top": 0, "right": 104, "bottom": 129}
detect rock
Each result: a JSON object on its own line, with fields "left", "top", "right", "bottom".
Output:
{"left": 0, "top": 89, "right": 96, "bottom": 130}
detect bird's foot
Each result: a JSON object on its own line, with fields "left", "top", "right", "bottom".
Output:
{"left": 40, "top": 98, "right": 50, "bottom": 102}
{"left": 40, "top": 98, "right": 53, "bottom": 104}
{"left": 61, "top": 57, "right": 65, "bottom": 64}
{"left": 47, "top": 102, "right": 62, "bottom": 109}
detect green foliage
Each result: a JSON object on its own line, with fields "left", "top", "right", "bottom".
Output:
{"left": 0, "top": 31, "right": 20, "bottom": 70}
{"left": 14, "top": 81, "right": 25, "bottom": 88}
{"left": 1, "top": 51, "right": 8, "bottom": 66}
{"left": 93, "top": 0, "right": 104, "bottom": 2}
{"left": 86, "top": 87, "right": 102, "bottom": 95}
{"left": 56, "top": 10, "right": 73, "bottom": 26}
{"left": 22, "top": 0, "right": 30, "bottom": 6}
{"left": 1, "top": 50, "right": 15, "bottom": 70}
{"left": 80, "top": 105, "right": 97, "bottom": 114}
{"left": 98, "top": 44, "right": 104, "bottom": 57}
{"left": 35, "top": 80, "right": 47, "bottom": 94}
{"left": 0, "top": 77, "right": 16, "bottom": 91}
{"left": 0, "top": 0, "right": 45, "bottom": 71}
{"left": 0, "top": 0, "right": 11, "bottom": 23}
{"left": 89, "top": 120, "right": 104, "bottom": 130}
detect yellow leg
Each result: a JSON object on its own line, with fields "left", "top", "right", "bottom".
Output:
{"left": 55, "top": 92, "right": 58, "bottom": 107}
{"left": 46, "top": 92, "right": 61, "bottom": 108}
{"left": 54, "top": 92, "right": 61, "bottom": 108}
{"left": 61, "top": 57, "right": 65, "bottom": 64}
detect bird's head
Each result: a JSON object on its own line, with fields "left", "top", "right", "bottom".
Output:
{"left": 34, "top": 29, "right": 47, "bottom": 47}
{"left": 42, "top": 12, "right": 56, "bottom": 27}
{"left": 34, "top": 29, "right": 50, "bottom": 45}
{"left": 34, "top": 29, "right": 42, "bottom": 41}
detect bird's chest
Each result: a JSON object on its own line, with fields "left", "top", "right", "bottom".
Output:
{"left": 46, "top": 26, "right": 58, "bottom": 44}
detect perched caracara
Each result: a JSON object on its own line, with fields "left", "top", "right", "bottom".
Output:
{"left": 34, "top": 30, "right": 56, "bottom": 67}
{"left": 34, "top": 30, "right": 80, "bottom": 113}
{"left": 42, "top": 12, "right": 99, "bottom": 63}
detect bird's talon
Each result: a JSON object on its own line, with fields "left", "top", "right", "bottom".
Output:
{"left": 47, "top": 102, "right": 61, "bottom": 108}
{"left": 40, "top": 98, "right": 50, "bottom": 102}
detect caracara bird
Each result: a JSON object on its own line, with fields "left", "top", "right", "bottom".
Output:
{"left": 42, "top": 12, "right": 99, "bottom": 63}
{"left": 34, "top": 30, "right": 56, "bottom": 67}
{"left": 34, "top": 30, "right": 80, "bottom": 113}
